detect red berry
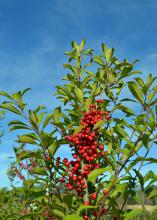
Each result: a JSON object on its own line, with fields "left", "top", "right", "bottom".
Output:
{"left": 83, "top": 215, "right": 89, "bottom": 220}
{"left": 46, "top": 156, "right": 50, "bottom": 160}
{"left": 80, "top": 180, "right": 85, "bottom": 185}
{"left": 105, "top": 115, "right": 110, "bottom": 120}
{"left": 84, "top": 201, "right": 89, "bottom": 205}
{"left": 104, "top": 111, "right": 108, "bottom": 115}
{"left": 73, "top": 176, "right": 77, "bottom": 181}
{"left": 90, "top": 193, "right": 97, "bottom": 200}
{"left": 99, "top": 145, "right": 104, "bottom": 150}
{"left": 56, "top": 162, "right": 59, "bottom": 166}
{"left": 78, "top": 175, "right": 82, "bottom": 180}
{"left": 93, "top": 211, "right": 99, "bottom": 217}
{"left": 69, "top": 173, "right": 73, "bottom": 178}
{"left": 82, "top": 184, "right": 87, "bottom": 189}
{"left": 73, "top": 154, "right": 78, "bottom": 159}
{"left": 68, "top": 185, "right": 73, "bottom": 190}
{"left": 101, "top": 208, "right": 107, "bottom": 214}
{"left": 103, "top": 189, "right": 109, "bottom": 195}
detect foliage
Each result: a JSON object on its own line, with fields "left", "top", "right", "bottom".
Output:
{"left": 0, "top": 40, "right": 157, "bottom": 220}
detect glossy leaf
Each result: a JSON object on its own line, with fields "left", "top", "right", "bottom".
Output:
{"left": 42, "top": 113, "right": 53, "bottom": 129}
{"left": 0, "top": 103, "right": 21, "bottom": 115}
{"left": 124, "top": 209, "right": 143, "bottom": 219}
{"left": 63, "top": 215, "right": 83, "bottom": 220}
{"left": 128, "top": 81, "right": 144, "bottom": 104}
{"left": 88, "top": 168, "right": 107, "bottom": 183}
{"left": 18, "top": 135, "right": 37, "bottom": 145}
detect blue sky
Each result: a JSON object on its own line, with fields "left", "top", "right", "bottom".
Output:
{"left": 0, "top": 0, "right": 157, "bottom": 187}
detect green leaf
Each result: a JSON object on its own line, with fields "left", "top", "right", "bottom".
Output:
{"left": 74, "top": 88, "right": 84, "bottom": 103}
{"left": 52, "top": 209, "right": 65, "bottom": 218}
{"left": 107, "top": 142, "right": 112, "bottom": 154}
{"left": 148, "top": 188, "right": 157, "bottom": 198}
{"left": 0, "top": 91, "right": 13, "bottom": 100}
{"left": 63, "top": 194, "right": 73, "bottom": 209}
{"left": 18, "top": 212, "right": 43, "bottom": 219}
{"left": 127, "top": 157, "right": 157, "bottom": 172}
{"left": 142, "top": 134, "right": 149, "bottom": 147}
{"left": 10, "top": 125, "right": 31, "bottom": 131}
{"left": 135, "top": 77, "right": 144, "bottom": 87}
{"left": 94, "top": 56, "right": 104, "bottom": 66}
{"left": 37, "top": 111, "right": 46, "bottom": 123}
{"left": 12, "top": 92, "right": 23, "bottom": 107}
{"left": 80, "top": 39, "right": 86, "bottom": 51}
{"left": 8, "top": 120, "right": 31, "bottom": 131}
{"left": 32, "top": 167, "right": 47, "bottom": 175}
{"left": 102, "top": 44, "right": 114, "bottom": 64}
{"left": 17, "top": 151, "right": 41, "bottom": 161}
{"left": 115, "top": 105, "right": 135, "bottom": 116}
{"left": 93, "top": 120, "right": 104, "bottom": 130}
{"left": 53, "top": 107, "right": 61, "bottom": 123}
{"left": 128, "top": 81, "right": 144, "bottom": 104}
{"left": 0, "top": 103, "right": 21, "bottom": 115}
{"left": 63, "top": 215, "right": 83, "bottom": 220}
{"left": 71, "top": 41, "right": 79, "bottom": 51}
{"left": 133, "top": 169, "right": 144, "bottom": 189}
{"left": 84, "top": 96, "right": 93, "bottom": 107}
{"left": 148, "top": 89, "right": 157, "bottom": 104}
{"left": 21, "top": 88, "right": 31, "bottom": 96}
{"left": 115, "top": 127, "right": 128, "bottom": 138}
{"left": 29, "top": 110, "right": 38, "bottom": 126}
{"left": 122, "top": 148, "right": 130, "bottom": 160}
{"left": 120, "top": 98, "right": 136, "bottom": 103}
{"left": 106, "top": 48, "right": 114, "bottom": 64}
{"left": 40, "top": 131, "right": 55, "bottom": 148}
{"left": 144, "top": 73, "right": 157, "bottom": 95}
{"left": 74, "top": 124, "right": 85, "bottom": 135}
{"left": 49, "top": 142, "right": 60, "bottom": 156}
{"left": 8, "top": 120, "right": 27, "bottom": 126}
{"left": 76, "top": 205, "right": 96, "bottom": 215}
{"left": 88, "top": 168, "right": 107, "bottom": 183}
{"left": 124, "top": 209, "right": 143, "bottom": 220}
{"left": 42, "top": 113, "right": 53, "bottom": 129}
{"left": 18, "top": 135, "right": 37, "bottom": 145}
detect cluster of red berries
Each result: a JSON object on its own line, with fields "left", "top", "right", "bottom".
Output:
{"left": 83, "top": 208, "right": 107, "bottom": 220}
{"left": 59, "top": 100, "right": 110, "bottom": 200}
